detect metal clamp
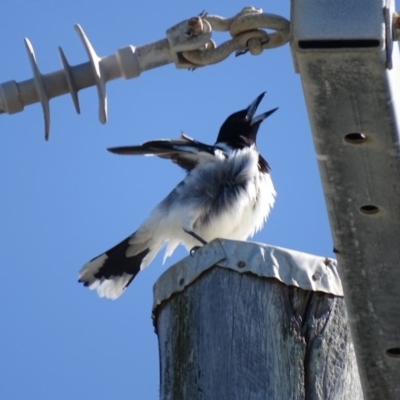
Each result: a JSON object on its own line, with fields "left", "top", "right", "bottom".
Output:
{"left": 180, "top": 7, "right": 290, "bottom": 66}
{"left": 0, "top": 7, "right": 290, "bottom": 140}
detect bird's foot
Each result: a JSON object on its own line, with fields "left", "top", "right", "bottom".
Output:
{"left": 183, "top": 228, "right": 208, "bottom": 246}
{"left": 190, "top": 246, "right": 201, "bottom": 257}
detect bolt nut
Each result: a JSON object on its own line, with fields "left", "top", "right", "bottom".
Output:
{"left": 187, "top": 16, "right": 204, "bottom": 36}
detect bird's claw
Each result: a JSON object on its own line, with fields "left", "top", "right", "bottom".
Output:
{"left": 190, "top": 246, "right": 201, "bottom": 256}
{"left": 183, "top": 228, "right": 208, "bottom": 246}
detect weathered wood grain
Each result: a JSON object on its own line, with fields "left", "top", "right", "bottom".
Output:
{"left": 154, "top": 267, "right": 362, "bottom": 400}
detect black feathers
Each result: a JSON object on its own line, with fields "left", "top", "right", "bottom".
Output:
{"left": 79, "top": 235, "right": 150, "bottom": 290}
{"left": 108, "top": 134, "right": 216, "bottom": 172}
{"left": 216, "top": 92, "right": 278, "bottom": 146}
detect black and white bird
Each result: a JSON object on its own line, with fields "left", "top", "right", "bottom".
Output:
{"left": 79, "top": 92, "right": 277, "bottom": 299}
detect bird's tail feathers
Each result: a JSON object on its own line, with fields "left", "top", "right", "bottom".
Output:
{"left": 78, "top": 231, "right": 162, "bottom": 300}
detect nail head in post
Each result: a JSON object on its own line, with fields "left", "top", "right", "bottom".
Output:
{"left": 312, "top": 272, "right": 321, "bottom": 281}
{"left": 344, "top": 132, "right": 367, "bottom": 144}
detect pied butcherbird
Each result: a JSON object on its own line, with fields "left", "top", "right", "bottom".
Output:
{"left": 79, "top": 92, "right": 277, "bottom": 299}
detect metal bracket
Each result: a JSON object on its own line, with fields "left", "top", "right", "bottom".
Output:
{"left": 290, "top": 0, "right": 400, "bottom": 398}
{"left": 182, "top": 7, "right": 290, "bottom": 66}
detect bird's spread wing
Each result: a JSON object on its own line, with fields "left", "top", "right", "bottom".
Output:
{"left": 108, "top": 133, "right": 219, "bottom": 171}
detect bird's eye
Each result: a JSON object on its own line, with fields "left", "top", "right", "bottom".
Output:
{"left": 185, "top": 29, "right": 193, "bottom": 38}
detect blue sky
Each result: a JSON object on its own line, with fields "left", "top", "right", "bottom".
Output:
{"left": 1, "top": 1, "right": 332, "bottom": 399}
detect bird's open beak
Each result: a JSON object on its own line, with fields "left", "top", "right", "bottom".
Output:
{"left": 251, "top": 107, "right": 278, "bottom": 126}
{"left": 246, "top": 92, "right": 278, "bottom": 126}
{"left": 245, "top": 92, "right": 266, "bottom": 121}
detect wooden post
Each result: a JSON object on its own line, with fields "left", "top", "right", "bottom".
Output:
{"left": 153, "top": 239, "right": 363, "bottom": 400}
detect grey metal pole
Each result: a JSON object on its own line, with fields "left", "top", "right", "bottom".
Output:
{"left": 153, "top": 240, "right": 362, "bottom": 400}
{"left": 290, "top": 1, "right": 400, "bottom": 398}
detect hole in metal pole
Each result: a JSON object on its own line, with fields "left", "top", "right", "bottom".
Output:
{"left": 298, "top": 39, "right": 380, "bottom": 49}
{"left": 360, "top": 205, "right": 379, "bottom": 215}
{"left": 344, "top": 133, "right": 367, "bottom": 144}
{"left": 386, "top": 348, "right": 400, "bottom": 358}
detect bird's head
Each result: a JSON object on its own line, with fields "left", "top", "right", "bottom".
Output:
{"left": 215, "top": 92, "right": 278, "bottom": 147}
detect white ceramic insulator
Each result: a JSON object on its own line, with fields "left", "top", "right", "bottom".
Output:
{"left": 74, "top": 24, "right": 107, "bottom": 124}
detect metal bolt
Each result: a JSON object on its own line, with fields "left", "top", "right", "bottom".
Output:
{"left": 187, "top": 13, "right": 206, "bottom": 37}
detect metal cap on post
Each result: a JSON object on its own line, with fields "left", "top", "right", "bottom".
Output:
{"left": 153, "top": 239, "right": 362, "bottom": 400}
